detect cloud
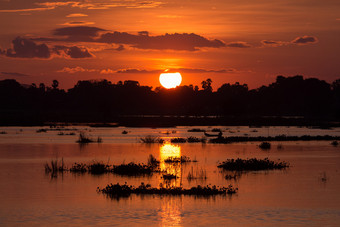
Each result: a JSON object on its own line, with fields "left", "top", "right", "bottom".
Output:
{"left": 1, "top": 37, "right": 51, "bottom": 58}
{"left": 261, "top": 36, "right": 318, "bottom": 47}
{"left": 57, "top": 66, "right": 97, "bottom": 73}
{"left": 0, "top": 1, "right": 163, "bottom": 13}
{"left": 226, "top": 41, "right": 251, "bottom": 48}
{"left": 0, "top": 37, "right": 94, "bottom": 59}
{"left": 66, "top": 13, "right": 88, "bottom": 17}
{"left": 261, "top": 40, "right": 287, "bottom": 47}
{"left": 291, "top": 36, "right": 318, "bottom": 45}
{"left": 100, "top": 69, "right": 117, "bottom": 74}
{"left": 98, "top": 31, "right": 225, "bottom": 51}
{"left": 0, "top": 72, "right": 31, "bottom": 77}
{"left": 53, "top": 26, "right": 105, "bottom": 41}
{"left": 60, "top": 21, "right": 95, "bottom": 26}
{"left": 53, "top": 45, "right": 93, "bottom": 58}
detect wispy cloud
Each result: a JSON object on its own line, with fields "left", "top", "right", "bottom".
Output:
{"left": 226, "top": 41, "right": 251, "bottom": 48}
{"left": 60, "top": 21, "right": 95, "bottom": 26}
{"left": 57, "top": 66, "right": 97, "bottom": 73}
{"left": 102, "top": 67, "right": 236, "bottom": 74}
{"left": 66, "top": 13, "right": 88, "bottom": 18}
{"left": 261, "top": 35, "right": 318, "bottom": 47}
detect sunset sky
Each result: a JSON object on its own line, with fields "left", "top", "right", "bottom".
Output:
{"left": 0, "top": 0, "right": 339, "bottom": 89}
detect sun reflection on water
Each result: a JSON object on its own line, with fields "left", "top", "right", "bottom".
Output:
{"left": 159, "top": 143, "right": 182, "bottom": 188}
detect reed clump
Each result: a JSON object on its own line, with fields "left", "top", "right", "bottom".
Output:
{"left": 76, "top": 132, "right": 102, "bottom": 144}
{"left": 98, "top": 182, "right": 237, "bottom": 197}
{"left": 187, "top": 136, "right": 206, "bottom": 143}
{"left": 187, "top": 166, "right": 207, "bottom": 181}
{"left": 45, "top": 158, "right": 67, "bottom": 178}
{"left": 140, "top": 136, "right": 164, "bottom": 143}
{"left": 171, "top": 137, "right": 187, "bottom": 143}
{"left": 218, "top": 158, "right": 289, "bottom": 171}
{"left": 164, "top": 156, "right": 192, "bottom": 163}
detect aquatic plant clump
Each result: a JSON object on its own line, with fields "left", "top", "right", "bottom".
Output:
{"left": 218, "top": 158, "right": 289, "bottom": 171}
{"left": 170, "top": 137, "right": 187, "bottom": 143}
{"left": 98, "top": 183, "right": 237, "bottom": 197}
{"left": 112, "top": 162, "right": 155, "bottom": 176}
{"left": 164, "top": 156, "right": 192, "bottom": 163}
{"left": 187, "top": 136, "right": 206, "bottom": 143}
{"left": 259, "top": 141, "right": 271, "bottom": 149}
{"left": 140, "top": 136, "right": 164, "bottom": 143}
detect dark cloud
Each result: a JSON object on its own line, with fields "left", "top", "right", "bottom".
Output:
{"left": 31, "top": 26, "right": 226, "bottom": 51}
{"left": 98, "top": 32, "right": 225, "bottom": 51}
{"left": 0, "top": 72, "right": 31, "bottom": 77}
{"left": 0, "top": 37, "right": 93, "bottom": 59}
{"left": 53, "top": 45, "right": 93, "bottom": 58}
{"left": 291, "top": 36, "right": 318, "bottom": 45}
{"left": 53, "top": 26, "right": 105, "bottom": 41}
{"left": 261, "top": 40, "right": 287, "bottom": 47}
{"left": 2, "top": 37, "right": 51, "bottom": 58}
{"left": 226, "top": 42, "right": 251, "bottom": 48}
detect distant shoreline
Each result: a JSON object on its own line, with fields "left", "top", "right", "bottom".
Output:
{"left": 0, "top": 115, "right": 339, "bottom": 128}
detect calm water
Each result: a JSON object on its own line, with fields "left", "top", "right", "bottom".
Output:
{"left": 0, "top": 126, "right": 340, "bottom": 226}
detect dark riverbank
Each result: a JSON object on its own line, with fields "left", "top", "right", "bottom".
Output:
{"left": 1, "top": 114, "right": 339, "bottom": 128}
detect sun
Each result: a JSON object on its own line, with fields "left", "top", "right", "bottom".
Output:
{"left": 159, "top": 72, "right": 182, "bottom": 89}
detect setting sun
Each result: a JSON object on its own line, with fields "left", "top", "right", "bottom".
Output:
{"left": 159, "top": 72, "right": 182, "bottom": 89}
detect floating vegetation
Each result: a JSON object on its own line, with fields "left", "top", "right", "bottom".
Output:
{"left": 212, "top": 128, "right": 222, "bottom": 132}
{"left": 122, "top": 130, "right": 128, "bottom": 134}
{"left": 0, "top": 131, "right": 7, "bottom": 134}
{"left": 277, "top": 143, "right": 284, "bottom": 150}
{"left": 218, "top": 158, "right": 289, "bottom": 171}
{"left": 259, "top": 142, "right": 271, "bottom": 150}
{"left": 171, "top": 137, "right": 187, "bottom": 143}
{"left": 210, "top": 135, "right": 340, "bottom": 143}
{"left": 36, "top": 128, "right": 47, "bottom": 133}
{"left": 187, "top": 167, "right": 207, "bottom": 181}
{"left": 331, "top": 141, "right": 338, "bottom": 146}
{"left": 98, "top": 182, "right": 237, "bottom": 198}
{"left": 187, "top": 136, "right": 206, "bottom": 143}
{"left": 140, "top": 136, "right": 164, "bottom": 144}
{"left": 164, "top": 156, "right": 192, "bottom": 163}
{"left": 188, "top": 128, "right": 206, "bottom": 132}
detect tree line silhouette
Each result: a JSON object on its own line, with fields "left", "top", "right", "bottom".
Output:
{"left": 0, "top": 75, "right": 339, "bottom": 125}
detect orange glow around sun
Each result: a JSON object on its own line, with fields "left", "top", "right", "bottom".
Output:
{"left": 159, "top": 72, "right": 182, "bottom": 89}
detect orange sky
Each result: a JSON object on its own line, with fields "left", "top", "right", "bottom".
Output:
{"left": 0, "top": 0, "right": 339, "bottom": 89}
